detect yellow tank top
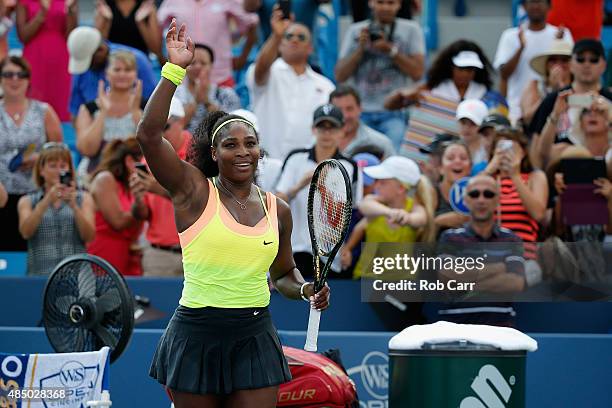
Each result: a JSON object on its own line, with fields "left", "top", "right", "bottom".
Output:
{"left": 354, "top": 197, "right": 417, "bottom": 279}
{"left": 178, "top": 179, "right": 279, "bottom": 308}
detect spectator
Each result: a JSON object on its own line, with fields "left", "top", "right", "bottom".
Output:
{"left": 0, "top": 55, "right": 62, "bottom": 251}
{"left": 17, "top": 142, "right": 95, "bottom": 276}
{"left": 0, "top": 1, "right": 16, "bottom": 61}
{"left": 329, "top": 85, "right": 395, "bottom": 158}
{"left": 437, "top": 174, "right": 525, "bottom": 326}
{"left": 493, "top": 0, "right": 572, "bottom": 123}
{"left": 455, "top": 99, "right": 489, "bottom": 173}
{"left": 417, "top": 133, "right": 460, "bottom": 184}
{"left": 351, "top": 0, "right": 422, "bottom": 22}
{"left": 275, "top": 103, "right": 358, "bottom": 278}
{"left": 352, "top": 156, "right": 434, "bottom": 278}
{"left": 352, "top": 155, "right": 433, "bottom": 330}
{"left": 385, "top": 40, "right": 494, "bottom": 108}
{"left": 136, "top": 98, "right": 190, "bottom": 277}
{"left": 0, "top": 180, "right": 6, "bottom": 207}
{"left": 336, "top": 0, "right": 425, "bottom": 151}
{"left": 75, "top": 50, "right": 143, "bottom": 176}
{"left": 479, "top": 113, "right": 512, "bottom": 158}
{"left": 521, "top": 39, "right": 572, "bottom": 126}
{"left": 484, "top": 128, "right": 548, "bottom": 283}
{"left": 529, "top": 39, "right": 611, "bottom": 168}
{"left": 158, "top": 0, "right": 258, "bottom": 87}
{"left": 67, "top": 26, "right": 156, "bottom": 117}
{"left": 16, "top": 0, "right": 78, "bottom": 121}
{"left": 88, "top": 138, "right": 147, "bottom": 276}
{"left": 95, "top": 0, "right": 164, "bottom": 64}
{"left": 434, "top": 141, "right": 471, "bottom": 234}
{"left": 247, "top": 11, "right": 334, "bottom": 160}
{"left": 175, "top": 44, "right": 241, "bottom": 135}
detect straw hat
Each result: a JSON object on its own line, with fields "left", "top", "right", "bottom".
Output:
{"left": 530, "top": 39, "right": 572, "bottom": 77}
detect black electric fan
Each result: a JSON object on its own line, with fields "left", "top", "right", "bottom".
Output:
{"left": 42, "top": 254, "right": 134, "bottom": 363}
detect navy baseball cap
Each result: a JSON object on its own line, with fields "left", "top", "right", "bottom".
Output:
{"left": 313, "top": 104, "right": 344, "bottom": 127}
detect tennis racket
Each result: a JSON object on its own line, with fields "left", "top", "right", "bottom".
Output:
{"left": 304, "top": 159, "right": 352, "bottom": 352}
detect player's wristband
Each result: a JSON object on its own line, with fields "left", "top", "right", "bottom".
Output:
{"left": 161, "top": 62, "right": 186, "bottom": 86}
{"left": 300, "top": 282, "right": 311, "bottom": 302}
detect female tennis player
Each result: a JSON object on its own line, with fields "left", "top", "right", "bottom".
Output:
{"left": 138, "top": 20, "right": 330, "bottom": 408}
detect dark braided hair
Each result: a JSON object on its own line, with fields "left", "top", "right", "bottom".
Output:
{"left": 187, "top": 111, "right": 259, "bottom": 178}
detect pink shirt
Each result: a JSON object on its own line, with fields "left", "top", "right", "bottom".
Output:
{"left": 158, "top": 0, "right": 258, "bottom": 84}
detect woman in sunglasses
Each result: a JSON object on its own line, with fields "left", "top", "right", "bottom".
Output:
{"left": 174, "top": 44, "right": 241, "bottom": 135}
{"left": 0, "top": 55, "right": 63, "bottom": 252}
{"left": 17, "top": 143, "right": 95, "bottom": 275}
{"left": 484, "top": 128, "right": 548, "bottom": 282}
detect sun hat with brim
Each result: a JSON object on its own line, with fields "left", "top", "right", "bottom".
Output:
{"left": 452, "top": 51, "right": 484, "bottom": 69}
{"left": 363, "top": 156, "right": 421, "bottom": 186}
{"left": 529, "top": 39, "right": 572, "bottom": 77}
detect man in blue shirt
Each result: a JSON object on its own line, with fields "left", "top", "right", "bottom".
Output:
{"left": 67, "top": 26, "right": 157, "bottom": 118}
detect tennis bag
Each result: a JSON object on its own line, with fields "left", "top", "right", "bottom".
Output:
{"left": 277, "top": 346, "right": 358, "bottom": 408}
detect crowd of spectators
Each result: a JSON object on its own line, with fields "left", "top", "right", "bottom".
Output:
{"left": 0, "top": 0, "right": 610, "bottom": 327}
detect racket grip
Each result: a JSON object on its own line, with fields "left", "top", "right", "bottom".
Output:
{"left": 304, "top": 307, "right": 321, "bottom": 352}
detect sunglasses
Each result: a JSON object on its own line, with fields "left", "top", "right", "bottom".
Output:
{"left": 1, "top": 71, "right": 29, "bottom": 79}
{"left": 467, "top": 189, "right": 496, "bottom": 199}
{"left": 283, "top": 32, "right": 308, "bottom": 42}
{"left": 42, "top": 142, "right": 69, "bottom": 151}
{"left": 574, "top": 56, "right": 600, "bottom": 64}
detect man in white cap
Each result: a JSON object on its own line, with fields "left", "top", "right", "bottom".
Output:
{"left": 133, "top": 98, "right": 192, "bottom": 277}
{"left": 67, "top": 26, "right": 157, "bottom": 118}
{"left": 455, "top": 99, "right": 489, "bottom": 174}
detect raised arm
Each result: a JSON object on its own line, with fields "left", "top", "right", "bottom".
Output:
{"left": 15, "top": 1, "right": 47, "bottom": 44}
{"left": 136, "top": 20, "right": 198, "bottom": 200}
{"left": 253, "top": 7, "right": 290, "bottom": 86}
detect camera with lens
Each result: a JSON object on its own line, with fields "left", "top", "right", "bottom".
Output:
{"left": 59, "top": 170, "right": 72, "bottom": 186}
{"left": 368, "top": 22, "right": 386, "bottom": 42}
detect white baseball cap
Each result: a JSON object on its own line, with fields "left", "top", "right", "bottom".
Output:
{"left": 231, "top": 109, "right": 260, "bottom": 133}
{"left": 168, "top": 97, "right": 185, "bottom": 119}
{"left": 452, "top": 51, "right": 484, "bottom": 69}
{"left": 456, "top": 99, "right": 488, "bottom": 126}
{"left": 363, "top": 156, "right": 421, "bottom": 186}
{"left": 67, "top": 27, "right": 103, "bottom": 75}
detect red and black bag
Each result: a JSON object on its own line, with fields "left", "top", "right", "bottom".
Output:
{"left": 277, "top": 346, "right": 358, "bottom": 408}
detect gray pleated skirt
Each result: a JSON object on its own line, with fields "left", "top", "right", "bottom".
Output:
{"left": 149, "top": 305, "right": 292, "bottom": 395}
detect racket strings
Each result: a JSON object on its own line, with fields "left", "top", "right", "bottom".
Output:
{"left": 312, "top": 165, "right": 351, "bottom": 255}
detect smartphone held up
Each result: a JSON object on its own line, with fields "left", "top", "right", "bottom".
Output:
{"left": 279, "top": 0, "right": 291, "bottom": 19}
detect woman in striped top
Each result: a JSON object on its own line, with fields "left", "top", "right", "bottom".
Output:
{"left": 483, "top": 128, "right": 548, "bottom": 263}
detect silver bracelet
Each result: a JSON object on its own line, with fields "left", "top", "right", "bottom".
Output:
{"left": 300, "top": 282, "right": 310, "bottom": 302}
